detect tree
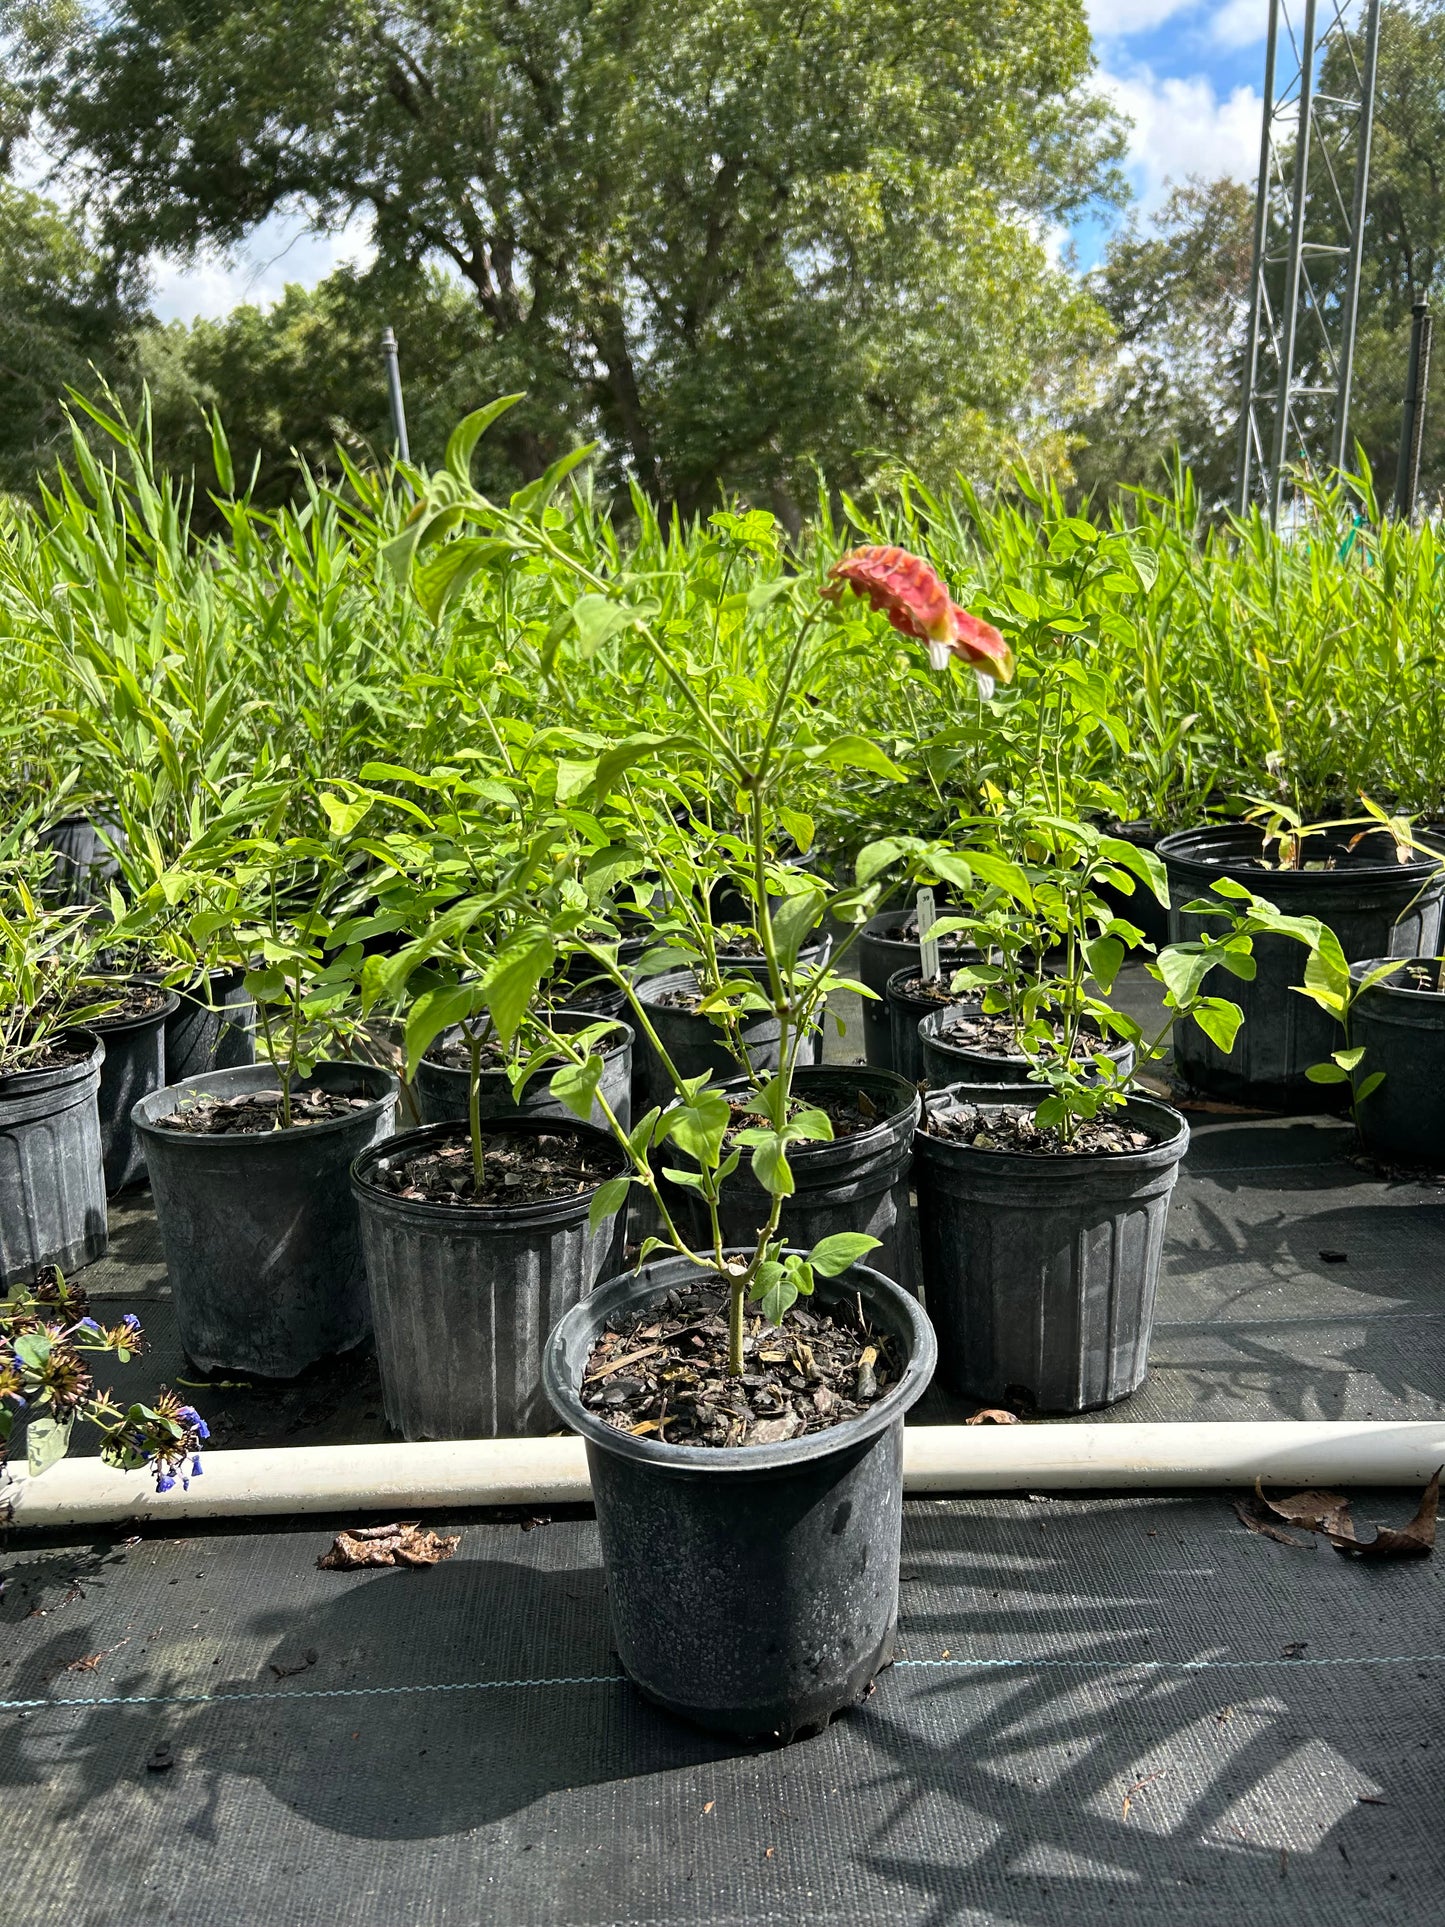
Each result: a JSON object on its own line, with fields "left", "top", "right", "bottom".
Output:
{"left": 1070, "top": 177, "right": 1254, "bottom": 509}
{"left": 0, "top": 182, "right": 141, "bottom": 493}
{"left": 9, "top": 0, "right": 1125, "bottom": 512}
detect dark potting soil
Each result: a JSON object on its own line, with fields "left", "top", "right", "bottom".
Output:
{"left": 895, "top": 972, "right": 975, "bottom": 1007}
{"left": 155, "top": 1088, "right": 371, "bottom": 1136}
{"left": 924, "top": 1099, "right": 1160, "bottom": 1158}
{"left": 426, "top": 1034, "right": 510, "bottom": 1072}
{"left": 74, "top": 979, "right": 171, "bottom": 1026}
{"left": 366, "top": 1126, "right": 619, "bottom": 1208}
{"left": 654, "top": 982, "right": 764, "bottom": 1014}
{"left": 580, "top": 1283, "right": 899, "bottom": 1446}
{"left": 932, "top": 1009, "right": 1107, "bottom": 1060}
{"left": 719, "top": 1087, "right": 885, "bottom": 1146}
{"left": 3, "top": 1037, "right": 91, "bottom": 1077}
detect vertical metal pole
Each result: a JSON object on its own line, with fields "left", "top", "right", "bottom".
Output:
{"left": 1394, "top": 302, "right": 1432, "bottom": 520}
{"left": 381, "top": 325, "right": 410, "bottom": 464}
{"left": 1332, "top": 0, "right": 1383, "bottom": 471}
{"left": 1270, "top": 0, "right": 1320, "bottom": 524}
{"left": 1235, "top": 0, "right": 1283, "bottom": 516}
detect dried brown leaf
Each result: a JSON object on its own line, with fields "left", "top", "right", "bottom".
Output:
{"left": 1254, "top": 1483, "right": 1353, "bottom": 1537}
{"left": 1232, "top": 1495, "right": 1310, "bottom": 1548}
{"left": 1327, "top": 1467, "right": 1440, "bottom": 1560}
{"left": 966, "top": 1408, "right": 1020, "bottom": 1426}
{"left": 317, "top": 1523, "right": 461, "bottom": 1571}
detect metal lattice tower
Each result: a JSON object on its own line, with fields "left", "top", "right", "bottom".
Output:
{"left": 1234, "top": 0, "right": 1382, "bottom": 520}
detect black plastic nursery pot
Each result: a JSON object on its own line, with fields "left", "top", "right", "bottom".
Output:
{"left": 164, "top": 968, "right": 257, "bottom": 1085}
{"left": 36, "top": 810, "right": 123, "bottom": 905}
{"left": 884, "top": 965, "right": 983, "bottom": 1085}
{"left": 660, "top": 1066, "right": 922, "bottom": 1296}
{"left": 912, "top": 1090, "right": 1189, "bottom": 1413}
{"left": 919, "top": 1002, "right": 1135, "bottom": 1090}
{"left": 352, "top": 1117, "right": 628, "bottom": 1440}
{"left": 1348, "top": 956, "right": 1445, "bottom": 1165}
{"left": 133, "top": 1061, "right": 398, "bottom": 1377}
{"left": 542, "top": 1249, "right": 936, "bottom": 1741}
{"left": 857, "top": 909, "right": 967, "bottom": 1071}
{"left": 1159, "top": 823, "right": 1445, "bottom": 1110}
{"left": 92, "top": 982, "right": 180, "bottom": 1193}
{"left": 0, "top": 1030, "right": 108, "bottom": 1287}
{"left": 631, "top": 966, "right": 818, "bottom": 1114}
{"left": 414, "top": 1011, "right": 634, "bottom": 1135}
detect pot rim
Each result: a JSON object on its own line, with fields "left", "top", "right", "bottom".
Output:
{"left": 350, "top": 1114, "right": 628, "bottom": 1226}
{"left": 84, "top": 979, "right": 182, "bottom": 1034}
{"left": 543, "top": 1250, "right": 936, "bottom": 1475}
{"left": 134, "top": 1059, "right": 397, "bottom": 1147}
{"left": 421, "top": 1007, "right": 634, "bottom": 1071}
{"left": 0, "top": 1026, "right": 105, "bottom": 1090}
{"left": 708, "top": 1062, "right": 921, "bottom": 1158}
{"left": 920, "top": 1001, "right": 1131, "bottom": 1063}
{"left": 1349, "top": 954, "right": 1445, "bottom": 1001}
{"left": 1158, "top": 821, "right": 1445, "bottom": 885}
{"left": 915, "top": 1089, "right": 1189, "bottom": 1167}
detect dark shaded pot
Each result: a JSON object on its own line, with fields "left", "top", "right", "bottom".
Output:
{"left": 661, "top": 1066, "right": 922, "bottom": 1295}
{"left": 1097, "top": 820, "right": 1170, "bottom": 949}
{"left": 1349, "top": 956, "right": 1445, "bottom": 1165}
{"left": 37, "top": 811, "right": 124, "bottom": 905}
{"left": 631, "top": 967, "right": 818, "bottom": 1113}
{"left": 857, "top": 908, "right": 969, "bottom": 1071}
{"left": 1160, "top": 823, "right": 1445, "bottom": 1109}
{"left": 919, "top": 1001, "right": 1135, "bottom": 1090}
{"left": 415, "top": 1012, "right": 634, "bottom": 1134}
{"left": 884, "top": 965, "right": 980, "bottom": 1085}
{"left": 913, "top": 1091, "right": 1189, "bottom": 1413}
{"left": 92, "top": 983, "right": 180, "bottom": 1193}
{"left": 133, "top": 1061, "right": 398, "bottom": 1377}
{"left": 0, "top": 1030, "right": 108, "bottom": 1286}
{"left": 542, "top": 1250, "right": 936, "bottom": 1740}
{"left": 352, "top": 1117, "right": 628, "bottom": 1440}
{"left": 164, "top": 968, "right": 257, "bottom": 1084}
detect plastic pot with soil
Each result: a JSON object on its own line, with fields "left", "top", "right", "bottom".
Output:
{"left": 542, "top": 1249, "right": 936, "bottom": 1741}
{"left": 133, "top": 1061, "right": 398, "bottom": 1377}
{"left": 85, "top": 979, "right": 180, "bottom": 1193}
{"left": 164, "top": 967, "right": 257, "bottom": 1084}
{"left": 884, "top": 964, "right": 985, "bottom": 1085}
{"left": 415, "top": 1011, "right": 634, "bottom": 1134}
{"left": 912, "top": 1088, "right": 1189, "bottom": 1413}
{"left": 857, "top": 906, "right": 969, "bottom": 1071}
{"left": 0, "top": 1029, "right": 108, "bottom": 1287}
{"left": 919, "top": 1001, "right": 1135, "bottom": 1091}
{"left": 630, "top": 965, "right": 820, "bottom": 1114}
{"left": 659, "top": 1065, "right": 922, "bottom": 1296}
{"left": 37, "top": 811, "right": 124, "bottom": 905}
{"left": 1347, "top": 956, "right": 1445, "bottom": 1165}
{"left": 1159, "top": 822, "right": 1445, "bottom": 1109}
{"left": 353, "top": 1116, "right": 628, "bottom": 1440}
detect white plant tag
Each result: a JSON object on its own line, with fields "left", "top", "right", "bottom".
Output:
{"left": 917, "top": 888, "right": 941, "bottom": 983}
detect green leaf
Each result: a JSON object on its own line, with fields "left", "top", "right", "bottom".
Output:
{"left": 813, "top": 734, "right": 905, "bottom": 781}
{"left": 319, "top": 790, "right": 372, "bottom": 838}
{"left": 445, "top": 395, "right": 524, "bottom": 481}
{"left": 554, "top": 757, "right": 598, "bottom": 803}
{"left": 549, "top": 1054, "right": 603, "bottom": 1121}
{"left": 1306, "top": 1061, "right": 1351, "bottom": 1084}
{"left": 666, "top": 1089, "right": 731, "bottom": 1168}
{"left": 1332, "top": 1044, "right": 1368, "bottom": 1071}
{"left": 750, "top": 1133, "right": 795, "bottom": 1197}
{"left": 26, "top": 1415, "right": 73, "bottom": 1477}
{"left": 1155, "top": 944, "right": 1213, "bottom": 1005}
{"left": 481, "top": 930, "right": 555, "bottom": 1044}
{"left": 413, "top": 535, "right": 515, "bottom": 624}
{"left": 1084, "top": 935, "right": 1125, "bottom": 993}
{"left": 403, "top": 983, "right": 478, "bottom": 1079}
{"left": 588, "top": 1176, "right": 631, "bottom": 1230}
{"left": 779, "top": 806, "right": 815, "bottom": 854}
{"left": 771, "top": 882, "right": 826, "bottom": 966}
{"left": 509, "top": 442, "right": 596, "bottom": 515}
{"left": 1355, "top": 1070, "right": 1386, "bottom": 1102}
{"left": 1191, "top": 996, "right": 1243, "bottom": 1053}
{"left": 806, "top": 1232, "right": 881, "bottom": 1277}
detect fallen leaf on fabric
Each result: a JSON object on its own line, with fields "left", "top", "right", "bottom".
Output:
{"left": 270, "top": 1648, "right": 319, "bottom": 1678}
{"left": 1254, "top": 1483, "right": 1352, "bottom": 1537}
{"left": 1121, "top": 1769, "right": 1164, "bottom": 1821}
{"left": 1327, "top": 1467, "right": 1439, "bottom": 1560}
{"left": 965, "top": 1408, "right": 1020, "bottom": 1426}
{"left": 317, "top": 1523, "right": 461, "bottom": 1570}
{"left": 1232, "top": 1495, "right": 1310, "bottom": 1548}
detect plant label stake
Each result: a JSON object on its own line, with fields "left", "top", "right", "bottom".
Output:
{"left": 917, "top": 888, "right": 941, "bottom": 984}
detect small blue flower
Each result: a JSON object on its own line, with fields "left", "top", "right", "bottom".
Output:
{"left": 122, "top": 1314, "right": 141, "bottom": 1330}
{"left": 191, "top": 1456, "right": 204, "bottom": 1477}
{"left": 77, "top": 1317, "right": 100, "bottom": 1333}
{"left": 156, "top": 1473, "right": 175, "bottom": 1494}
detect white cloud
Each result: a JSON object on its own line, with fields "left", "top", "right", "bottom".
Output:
{"left": 1101, "top": 66, "right": 1263, "bottom": 212}
{"left": 1086, "top": 0, "right": 1196, "bottom": 37}
{"left": 148, "top": 210, "right": 375, "bottom": 324}
{"left": 1208, "top": 0, "right": 1271, "bottom": 48}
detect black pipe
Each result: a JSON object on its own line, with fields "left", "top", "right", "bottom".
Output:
{"left": 1394, "top": 300, "right": 1432, "bottom": 520}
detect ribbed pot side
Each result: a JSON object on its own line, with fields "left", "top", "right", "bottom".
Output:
{"left": 0, "top": 1031, "right": 108, "bottom": 1286}
{"left": 352, "top": 1118, "right": 628, "bottom": 1440}
{"left": 415, "top": 1012, "right": 634, "bottom": 1134}
{"left": 94, "top": 988, "right": 180, "bottom": 1193}
{"left": 913, "top": 1094, "right": 1189, "bottom": 1413}
{"left": 1160, "top": 824, "right": 1445, "bottom": 1109}
{"left": 1349, "top": 957, "right": 1445, "bottom": 1165}
{"left": 164, "top": 969, "right": 257, "bottom": 1084}
{"left": 133, "top": 1061, "right": 397, "bottom": 1377}
{"left": 632, "top": 968, "right": 816, "bottom": 1113}
{"left": 543, "top": 1251, "right": 936, "bottom": 1741}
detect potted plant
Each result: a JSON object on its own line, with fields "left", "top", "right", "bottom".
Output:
{"left": 1158, "top": 799, "right": 1445, "bottom": 1108}
{"left": 123, "top": 781, "right": 398, "bottom": 1377}
{"left": 393, "top": 434, "right": 1002, "bottom": 1737}
{"left": 1, "top": 1266, "right": 207, "bottom": 1488}
{"left": 0, "top": 856, "right": 116, "bottom": 1286}
{"left": 913, "top": 872, "right": 1322, "bottom": 1412}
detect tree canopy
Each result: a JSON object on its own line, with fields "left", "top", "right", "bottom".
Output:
{"left": 9, "top": 0, "right": 1125, "bottom": 511}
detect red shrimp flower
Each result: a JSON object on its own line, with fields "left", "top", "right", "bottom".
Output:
{"left": 825, "top": 546, "right": 1013, "bottom": 696}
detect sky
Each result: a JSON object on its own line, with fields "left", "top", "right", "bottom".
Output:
{"left": 128, "top": 0, "right": 1277, "bottom": 322}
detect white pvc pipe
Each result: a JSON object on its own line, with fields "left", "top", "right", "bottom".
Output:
{"left": 4, "top": 1422, "right": 1443, "bottom": 1530}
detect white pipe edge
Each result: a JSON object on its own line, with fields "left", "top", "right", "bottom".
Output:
{"left": 3, "top": 1422, "right": 1444, "bottom": 1531}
